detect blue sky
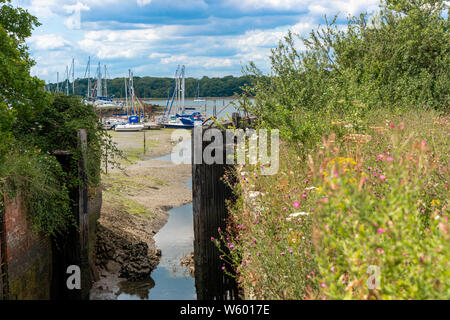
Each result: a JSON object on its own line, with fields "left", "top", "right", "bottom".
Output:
{"left": 11, "top": 0, "right": 380, "bottom": 82}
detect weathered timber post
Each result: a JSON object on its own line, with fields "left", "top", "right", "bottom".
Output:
{"left": 78, "top": 129, "right": 90, "bottom": 298}
{"left": 232, "top": 112, "right": 241, "bottom": 128}
{"left": 192, "top": 126, "right": 238, "bottom": 300}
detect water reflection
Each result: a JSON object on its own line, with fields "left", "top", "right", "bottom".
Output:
{"left": 117, "top": 202, "right": 195, "bottom": 300}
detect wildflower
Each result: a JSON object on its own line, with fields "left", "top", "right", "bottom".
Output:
{"left": 254, "top": 174, "right": 258, "bottom": 179}
{"left": 302, "top": 193, "right": 307, "bottom": 198}
{"left": 321, "top": 283, "right": 326, "bottom": 288}
{"left": 289, "top": 212, "right": 309, "bottom": 218}
{"left": 293, "top": 201, "right": 300, "bottom": 208}
{"left": 331, "top": 266, "right": 335, "bottom": 272}
{"left": 377, "top": 228, "right": 386, "bottom": 234}
{"left": 431, "top": 199, "right": 441, "bottom": 206}
{"left": 210, "top": 236, "right": 215, "bottom": 241}
{"left": 380, "top": 175, "right": 386, "bottom": 181}
{"left": 377, "top": 154, "right": 384, "bottom": 160}
{"left": 222, "top": 266, "right": 225, "bottom": 270}
{"left": 376, "top": 248, "right": 385, "bottom": 254}
{"left": 387, "top": 157, "right": 394, "bottom": 162}
{"left": 289, "top": 248, "right": 293, "bottom": 254}
{"left": 280, "top": 252, "right": 285, "bottom": 256}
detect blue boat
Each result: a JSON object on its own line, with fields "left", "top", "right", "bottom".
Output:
{"left": 159, "top": 65, "right": 205, "bottom": 129}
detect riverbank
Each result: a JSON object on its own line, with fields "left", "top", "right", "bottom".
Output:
{"left": 90, "top": 129, "right": 192, "bottom": 299}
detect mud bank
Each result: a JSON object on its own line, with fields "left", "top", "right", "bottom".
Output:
{"left": 90, "top": 129, "right": 192, "bottom": 300}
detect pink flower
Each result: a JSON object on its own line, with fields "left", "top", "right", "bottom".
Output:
{"left": 380, "top": 175, "right": 386, "bottom": 181}
{"left": 280, "top": 251, "right": 285, "bottom": 256}
{"left": 289, "top": 248, "right": 293, "bottom": 254}
{"left": 222, "top": 266, "right": 225, "bottom": 270}
{"left": 331, "top": 266, "right": 335, "bottom": 272}
{"left": 376, "top": 248, "right": 385, "bottom": 254}
{"left": 387, "top": 157, "right": 394, "bottom": 162}
{"left": 254, "top": 174, "right": 258, "bottom": 179}
{"left": 210, "top": 236, "right": 215, "bottom": 241}
{"left": 377, "top": 154, "right": 384, "bottom": 160}
{"left": 293, "top": 201, "right": 300, "bottom": 208}
{"left": 377, "top": 228, "right": 386, "bottom": 234}
{"left": 321, "top": 283, "right": 326, "bottom": 288}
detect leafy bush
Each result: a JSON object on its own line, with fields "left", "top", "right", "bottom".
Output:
{"left": 222, "top": 0, "right": 449, "bottom": 299}
{"left": 243, "top": 0, "right": 449, "bottom": 146}
{"left": 0, "top": 149, "right": 73, "bottom": 237}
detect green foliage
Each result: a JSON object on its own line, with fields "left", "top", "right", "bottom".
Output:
{"left": 0, "top": 0, "right": 50, "bottom": 160}
{"left": 243, "top": 0, "right": 449, "bottom": 146}
{"left": 15, "top": 94, "right": 121, "bottom": 188}
{"left": 0, "top": 2, "right": 120, "bottom": 236}
{"left": 223, "top": 0, "right": 449, "bottom": 299}
{"left": 0, "top": 148, "right": 74, "bottom": 237}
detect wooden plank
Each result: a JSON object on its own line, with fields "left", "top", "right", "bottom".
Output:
{"left": 192, "top": 127, "right": 238, "bottom": 300}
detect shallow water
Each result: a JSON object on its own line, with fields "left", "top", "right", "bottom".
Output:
{"left": 116, "top": 168, "right": 195, "bottom": 300}
{"left": 117, "top": 202, "right": 195, "bottom": 300}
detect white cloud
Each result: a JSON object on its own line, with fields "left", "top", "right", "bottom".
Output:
{"left": 227, "top": 0, "right": 379, "bottom": 15}
{"left": 29, "top": 34, "right": 71, "bottom": 50}
{"left": 161, "top": 55, "right": 234, "bottom": 68}
{"left": 137, "top": 0, "right": 152, "bottom": 6}
{"left": 78, "top": 28, "right": 161, "bottom": 59}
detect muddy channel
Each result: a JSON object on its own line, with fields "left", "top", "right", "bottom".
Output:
{"left": 90, "top": 129, "right": 196, "bottom": 300}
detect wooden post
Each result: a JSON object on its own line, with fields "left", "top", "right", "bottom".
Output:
{"left": 143, "top": 130, "right": 146, "bottom": 155}
{"left": 232, "top": 112, "right": 241, "bottom": 128}
{"left": 78, "top": 129, "right": 89, "bottom": 250}
{"left": 192, "top": 127, "right": 238, "bottom": 300}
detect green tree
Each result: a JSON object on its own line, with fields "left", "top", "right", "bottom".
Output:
{"left": 0, "top": 0, "right": 50, "bottom": 159}
{"left": 245, "top": 0, "right": 449, "bottom": 145}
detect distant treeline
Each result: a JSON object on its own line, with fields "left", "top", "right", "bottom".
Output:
{"left": 47, "top": 75, "right": 254, "bottom": 98}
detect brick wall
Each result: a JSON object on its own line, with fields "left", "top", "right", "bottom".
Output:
{"left": 3, "top": 195, "right": 52, "bottom": 300}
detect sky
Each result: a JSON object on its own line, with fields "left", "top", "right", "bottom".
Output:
{"left": 11, "top": 0, "right": 381, "bottom": 83}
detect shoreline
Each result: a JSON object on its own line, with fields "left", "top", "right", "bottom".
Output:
{"left": 90, "top": 129, "right": 192, "bottom": 300}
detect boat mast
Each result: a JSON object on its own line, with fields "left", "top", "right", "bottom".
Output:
{"left": 104, "top": 65, "right": 107, "bottom": 97}
{"left": 124, "top": 77, "right": 128, "bottom": 116}
{"left": 72, "top": 58, "right": 75, "bottom": 95}
{"left": 84, "top": 56, "right": 91, "bottom": 98}
{"left": 181, "top": 65, "right": 185, "bottom": 114}
{"left": 65, "top": 65, "right": 69, "bottom": 95}
{"left": 97, "top": 62, "right": 102, "bottom": 98}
